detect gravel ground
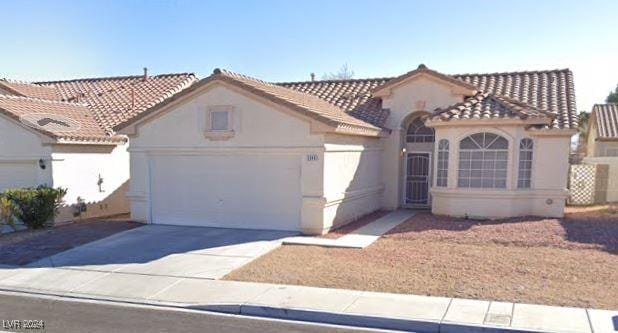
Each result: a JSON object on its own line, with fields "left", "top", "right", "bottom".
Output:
{"left": 0, "top": 216, "right": 142, "bottom": 266}
{"left": 226, "top": 207, "right": 618, "bottom": 309}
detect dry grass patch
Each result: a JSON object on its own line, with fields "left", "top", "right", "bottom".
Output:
{"left": 226, "top": 209, "right": 618, "bottom": 309}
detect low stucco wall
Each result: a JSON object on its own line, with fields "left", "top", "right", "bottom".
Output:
{"left": 431, "top": 188, "right": 568, "bottom": 218}
{"left": 55, "top": 180, "right": 130, "bottom": 224}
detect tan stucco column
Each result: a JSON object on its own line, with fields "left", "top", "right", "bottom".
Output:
{"left": 300, "top": 150, "right": 326, "bottom": 234}
{"left": 381, "top": 129, "right": 402, "bottom": 209}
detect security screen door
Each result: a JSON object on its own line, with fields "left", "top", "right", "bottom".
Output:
{"left": 405, "top": 153, "right": 431, "bottom": 207}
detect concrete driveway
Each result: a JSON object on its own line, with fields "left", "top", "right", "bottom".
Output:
{"left": 28, "top": 225, "right": 296, "bottom": 279}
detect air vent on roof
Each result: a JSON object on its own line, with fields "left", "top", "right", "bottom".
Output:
{"left": 19, "top": 113, "right": 81, "bottom": 133}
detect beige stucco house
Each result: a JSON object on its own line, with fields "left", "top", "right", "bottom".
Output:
{"left": 583, "top": 104, "right": 618, "bottom": 202}
{"left": 116, "top": 65, "right": 578, "bottom": 235}
{"left": 0, "top": 72, "right": 196, "bottom": 222}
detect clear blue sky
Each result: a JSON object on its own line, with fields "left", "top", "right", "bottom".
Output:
{"left": 2, "top": 0, "right": 617, "bottom": 111}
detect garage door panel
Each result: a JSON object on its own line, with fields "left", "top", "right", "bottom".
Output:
{"left": 150, "top": 154, "right": 301, "bottom": 231}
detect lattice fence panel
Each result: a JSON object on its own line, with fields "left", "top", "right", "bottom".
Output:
{"left": 568, "top": 164, "right": 597, "bottom": 205}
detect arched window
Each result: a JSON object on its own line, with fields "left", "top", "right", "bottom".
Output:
{"left": 436, "top": 139, "right": 449, "bottom": 187}
{"left": 458, "top": 133, "right": 508, "bottom": 189}
{"left": 518, "top": 138, "right": 533, "bottom": 189}
{"left": 406, "top": 118, "right": 435, "bottom": 143}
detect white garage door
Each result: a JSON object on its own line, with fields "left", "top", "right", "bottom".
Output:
{"left": 149, "top": 154, "right": 301, "bottom": 231}
{"left": 0, "top": 161, "right": 38, "bottom": 192}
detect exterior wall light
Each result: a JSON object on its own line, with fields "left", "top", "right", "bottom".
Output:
{"left": 38, "top": 159, "right": 46, "bottom": 170}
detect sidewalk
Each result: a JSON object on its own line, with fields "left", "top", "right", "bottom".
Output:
{"left": 0, "top": 266, "right": 615, "bottom": 333}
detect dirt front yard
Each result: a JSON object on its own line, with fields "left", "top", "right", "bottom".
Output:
{"left": 0, "top": 216, "right": 142, "bottom": 266}
{"left": 226, "top": 206, "right": 618, "bottom": 309}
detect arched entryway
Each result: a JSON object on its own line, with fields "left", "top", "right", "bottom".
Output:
{"left": 402, "top": 115, "right": 435, "bottom": 208}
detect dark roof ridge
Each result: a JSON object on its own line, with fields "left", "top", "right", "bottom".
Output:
{"left": 276, "top": 68, "right": 573, "bottom": 86}
{"left": 277, "top": 76, "right": 393, "bottom": 85}
{"left": 453, "top": 68, "right": 572, "bottom": 77}
{"left": 35, "top": 72, "right": 195, "bottom": 85}
{"left": 0, "top": 93, "right": 88, "bottom": 106}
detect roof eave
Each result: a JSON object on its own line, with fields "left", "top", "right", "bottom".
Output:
{"left": 425, "top": 116, "right": 552, "bottom": 128}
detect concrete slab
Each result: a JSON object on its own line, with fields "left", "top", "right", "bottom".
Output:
{"left": 484, "top": 301, "right": 513, "bottom": 326}
{"left": 511, "top": 303, "right": 591, "bottom": 333}
{"left": 190, "top": 240, "right": 281, "bottom": 258}
{"left": 70, "top": 272, "right": 179, "bottom": 300}
{"left": 345, "top": 291, "right": 450, "bottom": 322}
{"left": 442, "top": 298, "right": 490, "bottom": 325}
{"left": 31, "top": 225, "right": 293, "bottom": 279}
{"left": 114, "top": 253, "right": 252, "bottom": 279}
{"left": 0, "top": 268, "right": 107, "bottom": 294}
{"left": 283, "top": 210, "right": 416, "bottom": 248}
{"left": 337, "top": 210, "right": 416, "bottom": 247}
{"left": 587, "top": 309, "right": 618, "bottom": 333}
{"left": 0, "top": 267, "right": 25, "bottom": 282}
{"left": 152, "top": 279, "right": 274, "bottom": 307}
{"left": 249, "top": 285, "right": 362, "bottom": 312}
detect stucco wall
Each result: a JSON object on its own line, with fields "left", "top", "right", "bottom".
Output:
{"left": 321, "top": 134, "right": 383, "bottom": 232}
{"left": 430, "top": 125, "right": 571, "bottom": 218}
{"left": 51, "top": 143, "right": 130, "bottom": 223}
{"left": 128, "top": 84, "right": 330, "bottom": 233}
{"left": 0, "top": 115, "right": 52, "bottom": 191}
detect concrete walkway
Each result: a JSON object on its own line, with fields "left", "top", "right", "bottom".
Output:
{"left": 284, "top": 210, "right": 416, "bottom": 248}
{"left": 0, "top": 266, "right": 615, "bottom": 333}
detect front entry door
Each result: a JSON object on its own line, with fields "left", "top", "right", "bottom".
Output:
{"left": 405, "top": 152, "right": 431, "bottom": 207}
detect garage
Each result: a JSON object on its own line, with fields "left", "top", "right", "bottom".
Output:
{"left": 149, "top": 154, "right": 302, "bottom": 231}
{"left": 0, "top": 161, "right": 38, "bottom": 192}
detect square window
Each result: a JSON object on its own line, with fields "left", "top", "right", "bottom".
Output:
{"left": 211, "top": 111, "right": 229, "bottom": 131}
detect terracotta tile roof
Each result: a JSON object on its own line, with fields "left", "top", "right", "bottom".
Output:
{"left": 0, "top": 95, "right": 123, "bottom": 143}
{"left": 592, "top": 104, "right": 618, "bottom": 139}
{"left": 213, "top": 69, "right": 382, "bottom": 133}
{"left": 431, "top": 92, "right": 555, "bottom": 123}
{"left": 37, "top": 73, "right": 197, "bottom": 131}
{"left": 0, "top": 79, "right": 61, "bottom": 101}
{"left": 278, "top": 77, "right": 391, "bottom": 128}
{"left": 454, "top": 69, "right": 577, "bottom": 130}
{"left": 279, "top": 67, "right": 577, "bottom": 130}
{"left": 0, "top": 73, "right": 197, "bottom": 143}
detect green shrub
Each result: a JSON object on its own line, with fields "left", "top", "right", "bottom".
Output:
{"left": 3, "top": 186, "right": 67, "bottom": 229}
{"left": 0, "top": 196, "right": 17, "bottom": 231}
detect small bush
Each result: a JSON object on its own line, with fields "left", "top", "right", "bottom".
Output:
{"left": 0, "top": 196, "right": 17, "bottom": 231}
{"left": 3, "top": 186, "right": 67, "bottom": 229}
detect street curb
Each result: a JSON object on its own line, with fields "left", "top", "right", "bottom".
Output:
{"left": 0, "top": 287, "right": 558, "bottom": 333}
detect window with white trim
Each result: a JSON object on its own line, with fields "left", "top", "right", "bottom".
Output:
{"left": 518, "top": 138, "right": 533, "bottom": 189}
{"left": 406, "top": 118, "right": 435, "bottom": 143}
{"left": 458, "top": 133, "right": 508, "bottom": 189}
{"left": 436, "top": 139, "right": 449, "bottom": 187}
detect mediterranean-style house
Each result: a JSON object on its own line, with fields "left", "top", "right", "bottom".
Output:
{"left": 583, "top": 103, "right": 618, "bottom": 202}
{"left": 115, "top": 65, "right": 578, "bottom": 235}
{"left": 0, "top": 71, "right": 196, "bottom": 222}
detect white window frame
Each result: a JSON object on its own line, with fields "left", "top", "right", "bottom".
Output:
{"left": 457, "top": 132, "right": 509, "bottom": 189}
{"left": 517, "top": 138, "right": 534, "bottom": 189}
{"left": 436, "top": 139, "right": 449, "bottom": 187}
{"left": 205, "top": 105, "right": 235, "bottom": 140}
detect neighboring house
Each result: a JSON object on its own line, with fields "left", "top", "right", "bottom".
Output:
{"left": 583, "top": 104, "right": 618, "bottom": 202}
{"left": 0, "top": 71, "right": 197, "bottom": 222}
{"left": 115, "top": 65, "right": 577, "bottom": 235}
